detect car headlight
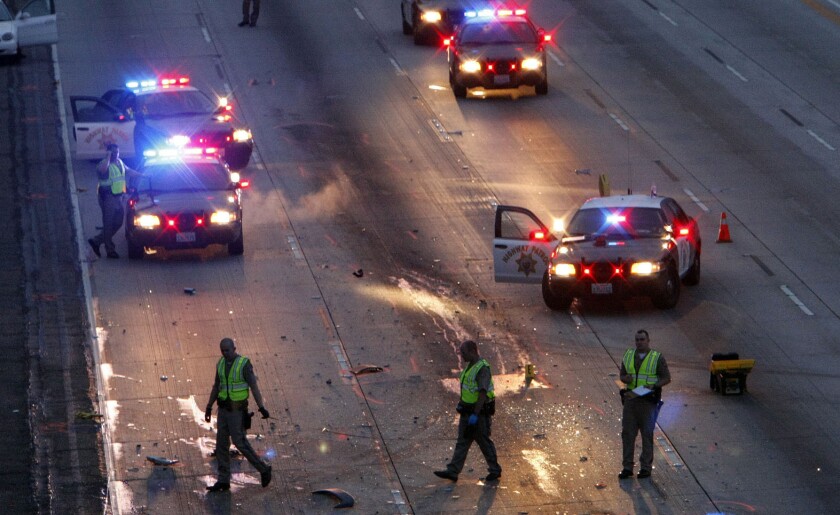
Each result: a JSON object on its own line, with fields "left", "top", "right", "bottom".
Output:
{"left": 630, "top": 262, "right": 661, "bottom": 275}
{"left": 521, "top": 58, "right": 542, "bottom": 71}
{"left": 232, "top": 129, "right": 252, "bottom": 142}
{"left": 210, "top": 210, "right": 236, "bottom": 224}
{"left": 2, "top": 33, "right": 14, "bottom": 42}
{"left": 460, "top": 60, "right": 481, "bottom": 73}
{"left": 135, "top": 214, "right": 161, "bottom": 228}
{"left": 421, "top": 11, "right": 442, "bottom": 22}
{"left": 552, "top": 263, "right": 576, "bottom": 277}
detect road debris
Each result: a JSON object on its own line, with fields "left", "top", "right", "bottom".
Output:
{"left": 312, "top": 488, "right": 355, "bottom": 508}
{"left": 146, "top": 456, "right": 179, "bottom": 466}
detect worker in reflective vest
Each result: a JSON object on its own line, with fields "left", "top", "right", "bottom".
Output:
{"left": 87, "top": 143, "right": 140, "bottom": 259}
{"left": 204, "top": 338, "right": 272, "bottom": 492}
{"left": 434, "top": 340, "right": 502, "bottom": 483}
{"left": 618, "top": 329, "right": 671, "bottom": 480}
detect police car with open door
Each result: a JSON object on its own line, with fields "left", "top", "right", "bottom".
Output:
{"left": 69, "top": 76, "right": 253, "bottom": 170}
{"left": 493, "top": 194, "right": 701, "bottom": 310}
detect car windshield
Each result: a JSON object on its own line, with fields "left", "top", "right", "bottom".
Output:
{"left": 0, "top": 3, "right": 12, "bottom": 21}
{"left": 566, "top": 207, "right": 667, "bottom": 240}
{"left": 459, "top": 20, "right": 537, "bottom": 45}
{"left": 137, "top": 162, "right": 231, "bottom": 193}
{"left": 136, "top": 90, "right": 216, "bottom": 118}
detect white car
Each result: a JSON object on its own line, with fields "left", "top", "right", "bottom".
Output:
{"left": 493, "top": 194, "right": 701, "bottom": 310}
{"left": 0, "top": 0, "right": 58, "bottom": 61}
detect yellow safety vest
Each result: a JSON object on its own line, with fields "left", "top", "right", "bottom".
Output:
{"left": 623, "top": 349, "right": 661, "bottom": 390}
{"left": 98, "top": 160, "right": 126, "bottom": 195}
{"left": 460, "top": 359, "right": 495, "bottom": 404}
{"left": 217, "top": 356, "right": 250, "bottom": 401}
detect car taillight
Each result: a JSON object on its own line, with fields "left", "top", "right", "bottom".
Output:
{"left": 678, "top": 227, "right": 690, "bottom": 236}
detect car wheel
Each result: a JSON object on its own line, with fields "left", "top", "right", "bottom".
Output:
{"left": 228, "top": 228, "right": 245, "bottom": 256}
{"left": 127, "top": 238, "right": 144, "bottom": 260}
{"left": 402, "top": 6, "right": 412, "bottom": 35}
{"left": 542, "top": 272, "right": 572, "bottom": 311}
{"left": 224, "top": 143, "right": 251, "bottom": 170}
{"left": 452, "top": 80, "right": 467, "bottom": 99}
{"left": 652, "top": 262, "right": 680, "bottom": 309}
{"left": 535, "top": 76, "right": 548, "bottom": 96}
{"left": 683, "top": 247, "right": 701, "bottom": 286}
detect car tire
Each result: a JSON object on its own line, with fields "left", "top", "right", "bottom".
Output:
{"left": 228, "top": 228, "right": 245, "bottom": 256}
{"left": 402, "top": 6, "right": 412, "bottom": 35}
{"left": 542, "top": 272, "right": 572, "bottom": 311}
{"left": 224, "top": 143, "right": 251, "bottom": 170}
{"left": 451, "top": 79, "right": 467, "bottom": 98}
{"left": 683, "top": 247, "right": 701, "bottom": 286}
{"left": 652, "top": 262, "right": 680, "bottom": 309}
{"left": 535, "top": 77, "right": 548, "bottom": 96}
{"left": 127, "top": 238, "right": 144, "bottom": 260}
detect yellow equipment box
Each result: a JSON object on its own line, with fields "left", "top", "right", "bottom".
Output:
{"left": 709, "top": 353, "right": 755, "bottom": 395}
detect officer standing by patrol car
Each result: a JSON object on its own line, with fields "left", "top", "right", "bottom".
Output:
{"left": 88, "top": 144, "right": 140, "bottom": 259}
{"left": 618, "top": 329, "right": 671, "bottom": 480}
{"left": 205, "top": 338, "right": 272, "bottom": 492}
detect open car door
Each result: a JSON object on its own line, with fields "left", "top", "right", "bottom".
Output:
{"left": 493, "top": 205, "right": 557, "bottom": 284}
{"left": 15, "top": 0, "right": 57, "bottom": 47}
{"left": 70, "top": 96, "right": 135, "bottom": 159}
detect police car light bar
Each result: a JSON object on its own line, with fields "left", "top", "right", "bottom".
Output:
{"left": 126, "top": 76, "right": 191, "bottom": 91}
{"left": 465, "top": 8, "right": 526, "bottom": 18}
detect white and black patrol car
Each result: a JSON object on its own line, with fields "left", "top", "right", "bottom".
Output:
{"left": 445, "top": 8, "right": 551, "bottom": 98}
{"left": 493, "top": 194, "right": 701, "bottom": 310}
{"left": 70, "top": 76, "right": 253, "bottom": 170}
{"left": 401, "top": 0, "right": 490, "bottom": 45}
{"left": 125, "top": 154, "right": 248, "bottom": 259}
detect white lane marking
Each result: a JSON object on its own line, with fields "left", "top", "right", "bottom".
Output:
{"left": 828, "top": 0, "right": 840, "bottom": 9}
{"left": 726, "top": 64, "right": 748, "bottom": 82}
{"left": 780, "top": 285, "right": 814, "bottom": 315}
{"left": 201, "top": 27, "right": 211, "bottom": 43}
{"left": 609, "top": 112, "right": 630, "bottom": 131}
{"left": 547, "top": 50, "right": 565, "bottom": 67}
{"left": 659, "top": 12, "right": 678, "bottom": 26}
{"left": 389, "top": 57, "right": 405, "bottom": 75}
{"left": 287, "top": 236, "right": 304, "bottom": 259}
{"left": 655, "top": 432, "right": 684, "bottom": 468}
{"left": 354, "top": 7, "right": 365, "bottom": 20}
{"left": 224, "top": 83, "right": 233, "bottom": 96}
{"left": 391, "top": 489, "right": 409, "bottom": 514}
{"left": 807, "top": 129, "right": 836, "bottom": 151}
{"left": 683, "top": 188, "right": 709, "bottom": 212}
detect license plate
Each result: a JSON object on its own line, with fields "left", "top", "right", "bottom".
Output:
{"left": 591, "top": 283, "right": 613, "bottom": 294}
{"left": 494, "top": 74, "right": 510, "bottom": 85}
{"left": 176, "top": 232, "right": 196, "bottom": 243}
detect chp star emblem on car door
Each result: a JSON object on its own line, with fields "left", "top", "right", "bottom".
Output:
{"left": 516, "top": 252, "right": 538, "bottom": 277}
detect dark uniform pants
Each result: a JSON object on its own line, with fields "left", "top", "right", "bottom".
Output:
{"left": 215, "top": 407, "right": 269, "bottom": 483}
{"left": 242, "top": 0, "right": 260, "bottom": 23}
{"left": 446, "top": 412, "right": 502, "bottom": 476}
{"left": 621, "top": 397, "right": 661, "bottom": 472}
{"left": 92, "top": 190, "right": 124, "bottom": 254}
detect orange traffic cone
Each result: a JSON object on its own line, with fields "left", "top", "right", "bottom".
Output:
{"left": 717, "top": 212, "right": 732, "bottom": 243}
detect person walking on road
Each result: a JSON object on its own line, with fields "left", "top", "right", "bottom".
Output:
{"left": 88, "top": 143, "right": 140, "bottom": 259}
{"left": 618, "top": 329, "right": 671, "bottom": 480}
{"left": 205, "top": 338, "right": 272, "bottom": 492}
{"left": 434, "top": 340, "right": 502, "bottom": 482}
{"left": 238, "top": 0, "right": 260, "bottom": 27}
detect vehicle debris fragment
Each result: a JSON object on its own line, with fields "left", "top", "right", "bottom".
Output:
{"left": 313, "top": 488, "right": 355, "bottom": 509}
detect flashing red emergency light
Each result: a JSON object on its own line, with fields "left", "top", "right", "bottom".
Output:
{"left": 161, "top": 76, "right": 190, "bottom": 87}
{"left": 167, "top": 219, "right": 176, "bottom": 227}
{"left": 239, "top": 179, "right": 250, "bottom": 189}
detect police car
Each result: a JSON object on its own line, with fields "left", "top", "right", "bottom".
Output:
{"left": 70, "top": 76, "right": 253, "bottom": 170}
{"left": 401, "top": 0, "right": 490, "bottom": 45}
{"left": 445, "top": 9, "right": 551, "bottom": 98}
{"left": 493, "top": 194, "right": 701, "bottom": 310}
{"left": 0, "top": 0, "right": 57, "bottom": 61}
{"left": 125, "top": 154, "right": 248, "bottom": 259}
